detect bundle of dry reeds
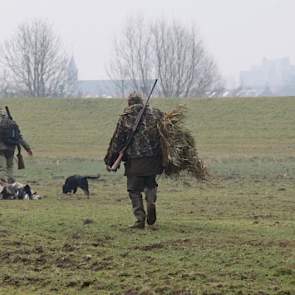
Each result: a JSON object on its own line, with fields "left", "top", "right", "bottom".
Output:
{"left": 158, "top": 105, "right": 207, "bottom": 179}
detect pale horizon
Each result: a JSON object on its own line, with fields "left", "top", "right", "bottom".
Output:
{"left": 0, "top": 0, "right": 294, "bottom": 85}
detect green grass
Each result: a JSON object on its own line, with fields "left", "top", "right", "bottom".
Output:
{"left": 0, "top": 96, "right": 294, "bottom": 295}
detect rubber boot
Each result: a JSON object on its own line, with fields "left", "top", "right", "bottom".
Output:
{"left": 129, "top": 191, "right": 146, "bottom": 229}
{"left": 145, "top": 187, "right": 157, "bottom": 225}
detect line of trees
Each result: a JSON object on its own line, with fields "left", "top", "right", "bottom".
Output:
{"left": 107, "top": 17, "right": 224, "bottom": 97}
{"left": 0, "top": 19, "right": 78, "bottom": 97}
{"left": 0, "top": 17, "right": 224, "bottom": 98}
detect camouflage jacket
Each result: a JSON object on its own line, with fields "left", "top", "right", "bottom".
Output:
{"left": 104, "top": 104, "right": 163, "bottom": 167}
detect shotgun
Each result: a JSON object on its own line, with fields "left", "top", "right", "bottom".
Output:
{"left": 5, "top": 106, "right": 25, "bottom": 169}
{"left": 109, "top": 79, "right": 158, "bottom": 171}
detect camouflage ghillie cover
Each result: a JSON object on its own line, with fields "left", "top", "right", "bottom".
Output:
{"left": 104, "top": 104, "right": 163, "bottom": 167}
{"left": 158, "top": 106, "right": 207, "bottom": 179}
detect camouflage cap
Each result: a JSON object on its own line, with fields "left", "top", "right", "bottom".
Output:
{"left": 128, "top": 91, "right": 143, "bottom": 106}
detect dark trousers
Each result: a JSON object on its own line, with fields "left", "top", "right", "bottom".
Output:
{"left": 127, "top": 175, "right": 158, "bottom": 223}
{"left": 0, "top": 150, "right": 14, "bottom": 182}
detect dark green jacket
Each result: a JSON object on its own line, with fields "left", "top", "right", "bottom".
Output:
{"left": 0, "top": 116, "right": 31, "bottom": 152}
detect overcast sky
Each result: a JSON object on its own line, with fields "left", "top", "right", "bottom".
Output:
{"left": 0, "top": 0, "right": 294, "bottom": 84}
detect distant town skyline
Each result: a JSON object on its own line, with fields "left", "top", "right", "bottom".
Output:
{"left": 239, "top": 57, "right": 295, "bottom": 95}
{"left": 0, "top": 0, "right": 294, "bottom": 83}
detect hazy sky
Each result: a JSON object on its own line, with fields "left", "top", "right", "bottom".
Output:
{"left": 0, "top": 0, "right": 294, "bottom": 84}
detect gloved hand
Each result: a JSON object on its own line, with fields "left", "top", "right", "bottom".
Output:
{"left": 106, "top": 165, "right": 119, "bottom": 172}
{"left": 26, "top": 149, "right": 33, "bottom": 156}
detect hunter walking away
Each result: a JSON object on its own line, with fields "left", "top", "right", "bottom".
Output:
{"left": 104, "top": 80, "right": 206, "bottom": 229}
{"left": 104, "top": 81, "right": 162, "bottom": 229}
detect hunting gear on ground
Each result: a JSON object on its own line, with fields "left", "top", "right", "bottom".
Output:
{"left": 0, "top": 106, "right": 32, "bottom": 182}
{"left": 104, "top": 86, "right": 162, "bottom": 229}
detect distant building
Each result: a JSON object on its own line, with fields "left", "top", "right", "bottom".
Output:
{"left": 240, "top": 57, "right": 295, "bottom": 96}
{"left": 77, "top": 80, "right": 115, "bottom": 98}
{"left": 65, "top": 56, "right": 79, "bottom": 97}
{"left": 77, "top": 80, "right": 152, "bottom": 98}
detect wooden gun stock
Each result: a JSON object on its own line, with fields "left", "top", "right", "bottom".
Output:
{"left": 17, "top": 149, "right": 25, "bottom": 170}
{"left": 109, "top": 151, "right": 125, "bottom": 171}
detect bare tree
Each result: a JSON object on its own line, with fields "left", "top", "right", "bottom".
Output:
{"left": 64, "top": 56, "right": 79, "bottom": 97}
{"left": 107, "top": 17, "right": 155, "bottom": 97}
{"left": 0, "top": 70, "right": 14, "bottom": 97}
{"left": 107, "top": 53, "right": 129, "bottom": 97}
{"left": 108, "top": 17, "right": 223, "bottom": 97}
{"left": 0, "top": 19, "right": 71, "bottom": 97}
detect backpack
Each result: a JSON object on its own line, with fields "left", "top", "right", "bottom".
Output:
{"left": 0, "top": 117, "right": 21, "bottom": 146}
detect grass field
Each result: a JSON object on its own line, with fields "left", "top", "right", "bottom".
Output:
{"left": 0, "top": 96, "right": 294, "bottom": 295}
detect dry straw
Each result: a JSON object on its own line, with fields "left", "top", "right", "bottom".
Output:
{"left": 158, "top": 105, "right": 208, "bottom": 179}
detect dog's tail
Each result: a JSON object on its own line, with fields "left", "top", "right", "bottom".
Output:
{"left": 84, "top": 174, "right": 100, "bottom": 180}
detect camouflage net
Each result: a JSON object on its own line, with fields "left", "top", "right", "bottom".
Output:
{"left": 158, "top": 105, "right": 208, "bottom": 179}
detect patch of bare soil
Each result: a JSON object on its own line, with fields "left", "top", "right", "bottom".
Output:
{"left": 0, "top": 228, "right": 9, "bottom": 237}
{"left": 132, "top": 238, "right": 193, "bottom": 251}
{"left": 55, "top": 255, "right": 78, "bottom": 269}
{"left": 133, "top": 242, "right": 165, "bottom": 251}
{"left": 278, "top": 240, "right": 295, "bottom": 248}
{"left": 131, "top": 236, "right": 295, "bottom": 254}
{"left": 123, "top": 290, "right": 137, "bottom": 295}
{"left": 62, "top": 242, "right": 78, "bottom": 252}
{"left": 1, "top": 273, "right": 47, "bottom": 288}
{"left": 90, "top": 257, "right": 114, "bottom": 271}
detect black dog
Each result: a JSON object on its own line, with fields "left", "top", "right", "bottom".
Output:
{"left": 62, "top": 175, "right": 100, "bottom": 198}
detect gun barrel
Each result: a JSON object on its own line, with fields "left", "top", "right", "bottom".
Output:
{"left": 5, "top": 106, "right": 13, "bottom": 120}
